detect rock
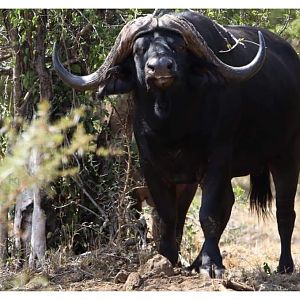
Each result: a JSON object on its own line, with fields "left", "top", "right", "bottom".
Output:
{"left": 24, "top": 275, "right": 50, "bottom": 290}
{"left": 114, "top": 270, "right": 129, "bottom": 284}
{"left": 139, "top": 254, "right": 174, "bottom": 277}
{"left": 123, "top": 272, "right": 143, "bottom": 290}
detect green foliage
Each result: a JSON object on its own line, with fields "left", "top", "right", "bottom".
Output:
{"left": 263, "top": 262, "right": 272, "bottom": 275}
{"left": 197, "top": 9, "right": 300, "bottom": 34}
{"left": 233, "top": 185, "right": 248, "bottom": 205}
{"left": 1, "top": 8, "right": 300, "bottom": 256}
{"left": 286, "top": 16, "right": 300, "bottom": 38}
{"left": 0, "top": 100, "right": 92, "bottom": 208}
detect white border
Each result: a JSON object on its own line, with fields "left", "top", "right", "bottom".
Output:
{"left": 1, "top": 0, "right": 300, "bottom": 9}
{"left": 1, "top": 0, "right": 300, "bottom": 298}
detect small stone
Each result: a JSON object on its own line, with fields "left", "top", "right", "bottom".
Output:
{"left": 114, "top": 270, "right": 129, "bottom": 284}
{"left": 139, "top": 254, "right": 174, "bottom": 277}
{"left": 123, "top": 272, "right": 143, "bottom": 290}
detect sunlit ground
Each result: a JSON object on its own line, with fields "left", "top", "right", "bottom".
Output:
{"left": 180, "top": 177, "right": 300, "bottom": 290}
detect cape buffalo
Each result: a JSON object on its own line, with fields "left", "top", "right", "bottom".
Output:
{"left": 53, "top": 10, "right": 300, "bottom": 277}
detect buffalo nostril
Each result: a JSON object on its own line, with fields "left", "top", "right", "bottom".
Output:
{"left": 146, "top": 57, "right": 175, "bottom": 74}
{"left": 167, "top": 62, "right": 173, "bottom": 70}
{"left": 147, "top": 64, "right": 155, "bottom": 72}
{"left": 146, "top": 60, "right": 156, "bottom": 73}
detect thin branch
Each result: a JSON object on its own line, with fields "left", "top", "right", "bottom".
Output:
{"left": 74, "top": 23, "right": 93, "bottom": 43}
{"left": 0, "top": 67, "right": 12, "bottom": 76}
{"left": 75, "top": 9, "right": 101, "bottom": 41}
{"left": 278, "top": 10, "right": 292, "bottom": 36}
{"left": 219, "top": 38, "right": 245, "bottom": 53}
{"left": 72, "top": 175, "right": 109, "bottom": 221}
{"left": 53, "top": 200, "right": 103, "bottom": 220}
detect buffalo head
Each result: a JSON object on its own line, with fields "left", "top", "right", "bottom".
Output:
{"left": 52, "top": 13, "right": 266, "bottom": 98}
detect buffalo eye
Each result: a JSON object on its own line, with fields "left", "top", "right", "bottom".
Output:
{"left": 133, "top": 37, "right": 150, "bottom": 56}
{"left": 174, "top": 44, "right": 186, "bottom": 53}
{"left": 134, "top": 46, "right": 146, "bottom": 56}
{"left": 166, "top": 36, "right": 186, "bottom": 53}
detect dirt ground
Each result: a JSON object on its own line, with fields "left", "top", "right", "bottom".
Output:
{"left": 1, "top": 192, "right": 300, "bottom": 292}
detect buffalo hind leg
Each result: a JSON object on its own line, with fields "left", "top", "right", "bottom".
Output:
{"left": 270, "top": 158, "right": 298, "bottom": 273}
{"left": 188, "top": 183, "right": 235, "bottom": 278}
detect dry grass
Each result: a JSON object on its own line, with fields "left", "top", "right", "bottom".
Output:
{"left": 1, "top": 178, "right": 300, "bottom": 291}
{"left": 180, "top": 178, "right": 300, "bottom": 291}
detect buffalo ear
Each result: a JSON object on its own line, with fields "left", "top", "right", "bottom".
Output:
{"left": 97, "top": 65, "right": 135, "bottom": 99}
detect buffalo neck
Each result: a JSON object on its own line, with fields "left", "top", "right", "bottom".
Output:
{"left": 133, "top": 83, "right": 218, "bottom": 148}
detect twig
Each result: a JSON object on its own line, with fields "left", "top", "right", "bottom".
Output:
{"left": 72, "top": 175, "right": 109, "bottom": 221}
{"left": 76, "top": 203, "right": 104, "bottom": 220}
{"left": 52, "top": 201, "right": 75, "bottom": 209}
{"left": 219, "top": 38, "right": 245, "bottom": 53}
{"left": 75, "top": 9, "right": 101, "bottom": 41}
{"left": 242, "top": 39, "right": 261, "bottom": 47}
{"left": 278, "top": 10, "right": 291, "bottom": 36}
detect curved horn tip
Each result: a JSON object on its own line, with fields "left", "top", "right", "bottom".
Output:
{"left": 53, "top": 41, "right": 59, "bottom": 52}
{"left": 52, "top": 42, "right": 61, "bottom": 62}
{"left": 258, "top": 31, "right": 267, "bottom": 50}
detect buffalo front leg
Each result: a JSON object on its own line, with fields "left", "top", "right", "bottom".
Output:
{"left": 143, "top": 166, "right": 178, "bottom": 265}
{"left": 192, "top": 150, "right": 233, "bottom": 278}
{"left": 270, "top": 158, "right": 298, "bottom": 273}
{"left": 188, "top": 183, "right": 234, "bottom": 277}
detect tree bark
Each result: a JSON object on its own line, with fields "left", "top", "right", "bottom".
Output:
{"left": 0, "top": 205, "right": 8, "bottom": 265}
{"left": 35, "top": 10, "right": 52, "bottom": 101}
{"left": 28, "top": 148, "right": 46, "bottom": 268}
{"left": 14, "top": 189, "right": 33, "bottom": 267}
{"left": 2, "top": 10, "right": 23, "bottom": 116}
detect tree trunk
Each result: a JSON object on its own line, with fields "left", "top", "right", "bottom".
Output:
{"left": 2, "top": 10, "right": 23, "bottom": 116}
{"left": 14, "top": 189, "right": 33, "bottom": 267}
{"left": 2, "top": 10, "right": 29, "bottom": 267}
{"left": 0, "top": 205, "right": 8, "bottom": 265}
{"left": 27, "top": 11, "right": 52, "bottom": 267}
{"left": 3, "top": 10, "right": 50, "bottom": 268}
{"left": 28, "top": 148, "right": 46, "bottom": 268}
{"left": 35, "top": 10, "right": 52, "bottom": 101}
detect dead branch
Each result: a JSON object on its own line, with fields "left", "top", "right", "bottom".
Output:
{"left": 75, "top": 9, "right": 101, "bottom": 41}
{"left": 75, "top": 23, "right": 93, "bottom": 43}
{"left": 222, "top": 279, "right": 255, "bottom": 291}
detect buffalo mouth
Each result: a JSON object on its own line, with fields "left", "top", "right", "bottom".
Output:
{"left": 146, "top": 75, "right": 175, "bottom": 90}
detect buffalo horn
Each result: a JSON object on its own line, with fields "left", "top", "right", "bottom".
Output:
{"left": 158, "top": 14, "right": 266, "bottom": 81}
{"left": 52, "top": 15, "right": 156, "bottom": 91}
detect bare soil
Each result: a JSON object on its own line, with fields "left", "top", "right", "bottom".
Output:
{"left": 1, "top": 194, "right": 300, "bottom": 291}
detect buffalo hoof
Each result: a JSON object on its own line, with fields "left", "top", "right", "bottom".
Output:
{"left": 185, "top": 261, "right": 225, "bottom": 279}
{"left": 277, "top": 256, "right": 294, "bottom": 274}
{"left": 180, "top": 267, "right": 195, "bottom": 276}
{"left": 186, "top": 256, "right": 202, "bottom": 273}
{"left": 277, "top": 264, "right": 294, "bottom": 274}
{"left": 187, "top": 252, "right": 225, "bottom": 278}
{"left": 199, "top": 264, "right": 225, "bottom": 279}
